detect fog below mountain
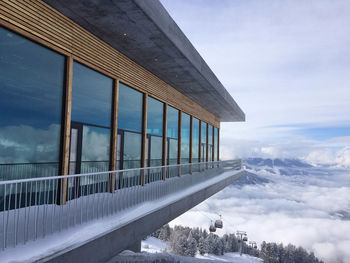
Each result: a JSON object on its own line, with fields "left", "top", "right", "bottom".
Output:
{"left": 170, "top": 158, "right": 350, "bottom": 263}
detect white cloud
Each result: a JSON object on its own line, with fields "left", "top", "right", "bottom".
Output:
{"left": 170, "top": 167, "right": 350, "bottom": 263}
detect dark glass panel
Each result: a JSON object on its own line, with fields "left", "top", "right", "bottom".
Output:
{"left": 181, "top": 113, "right": 190, "bottom": 164}
{"left": 72, "top": 62, "right": 113, "bottom": 127}
{"left": 147, "top": 97, "right": 163, "bottom": 136}
{"left": 167, "top": 106, "right": 178, "bottom": 139}
{"left": 0, "top": 26, "right": 64, "bottom": 180}
{"left": 118, "top": 83, "right": 143, "bottom": 132}
{"left": 201, "top": 122, "right": 207, "bottom": 162}
{"left": 192, "top": 118, "right": 200, "bottom": 163}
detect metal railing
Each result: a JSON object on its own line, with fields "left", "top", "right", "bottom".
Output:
{"left": 0, "top": 159, "right": 242, "bottom": 250}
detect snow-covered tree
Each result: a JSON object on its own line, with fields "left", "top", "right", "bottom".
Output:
{"left": 158, "top": 224, "right": 171, "bottom": 241}
{"left": 185, "top": 232, "right": 197, "bottom": 257}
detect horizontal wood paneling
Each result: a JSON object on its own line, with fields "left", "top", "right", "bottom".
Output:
{"left": 0, "top": 0, "right": 220, "bottom": 127}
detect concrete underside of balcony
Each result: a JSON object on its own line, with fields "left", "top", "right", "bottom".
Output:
{"left": 1, "top": 169, "right": 245, "bottom": 263}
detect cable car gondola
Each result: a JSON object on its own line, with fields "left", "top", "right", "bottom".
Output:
{"left": 243, "top": 235, "right": 248, "bottom": 242}
{"left": 209, "top": 221, "right": 216, "bottom": 232}
{"left": 215, "top": 215, "right": 223, "bottom": 229}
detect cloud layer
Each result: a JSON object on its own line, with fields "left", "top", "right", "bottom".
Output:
{"left": 170, "top": 167, "right": 350, "bottom": 262}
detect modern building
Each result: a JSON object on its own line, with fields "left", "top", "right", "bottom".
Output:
{"left": 0, "top": 1, "right": 245, "bottom": 260}
{"left": 0, "top": 0, "right": 244, "bottom": 183}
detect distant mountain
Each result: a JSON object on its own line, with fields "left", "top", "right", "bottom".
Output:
{"left": 245, "top": 158, "right": 313, "bottom": 168}
{"left": 233, "top": 171, "right": 270, "bottom": 186}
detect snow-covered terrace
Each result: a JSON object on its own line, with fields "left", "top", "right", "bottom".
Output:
{"left": 0, "top": 160, "right": 244, "bottom": 262}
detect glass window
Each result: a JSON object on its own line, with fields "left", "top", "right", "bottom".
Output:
{"left": 147, "top": 97, "right": 163, "bottom": 136}
{"left": 148, "top": 136, "right": 163, "bottom": 167}
{"left": 123, "top": 132, "right": 142, "bottom": 169}
{"left": 208, "top": 125, "right": 213, "bottom": 162}
{"left": 167, "top": 106, "right": 178, "bottom": 139}
{"left": 192, "top": 118, "right": 200, "bottom": 163}
{"left": 167, "top": 106, "right": 178, "bottom": 165}
{"left": 72, "top": 62, "right": 113, "bottom": 127}
{"left": 118, "top": 83, "right": 143, "bottom": 132}
{"left": 117, "top": 83, "right": 143, "bottom": 172}
{"left": 71, "top": 62, "right": 112, "bottom": 177}
{"left": 81, "top": 126, "right": 110, "bottom": 173}
{"left": 146, "top": 97, "right": 163, "bottom": 169}
{"left": 201, "top": 122, "right": 207, "bottom": 162}
{"left": 168, "top": 138, "right": 178, "bottom": 165}
{"left": 0, "top": 26, "right": 64, "bottom": 180}
{"left": 120, "top": 131, "right": 142, "bottom": 188}
{"left": 214, "top": 127, "right": 218, "bottom": 161}
{"left": 181, "top": 113, "right": 190, "bottom": 164}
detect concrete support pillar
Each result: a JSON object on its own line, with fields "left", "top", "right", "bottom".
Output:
{"left": 127, "top": 240, "right": 141, "bottom": 253}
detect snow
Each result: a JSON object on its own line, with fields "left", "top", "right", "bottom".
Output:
{"left": 140, "top": 237, "right": 262, "bottom": 263}
{"left": 142, "top": 236, "right": 168, "bottom": 253}
{"left": 0, "top": 169, "right": 243, "bottom": 262}
{"left": 197, "top": 252, "right": 262, "bottom": 263}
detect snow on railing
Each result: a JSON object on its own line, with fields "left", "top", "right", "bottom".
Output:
{"left": 0, "top": 160, "right": 242, "bottom": 250}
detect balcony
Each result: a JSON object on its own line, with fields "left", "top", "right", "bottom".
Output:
{"left": 0, "top": 160, "right": 243, "bottom": 252}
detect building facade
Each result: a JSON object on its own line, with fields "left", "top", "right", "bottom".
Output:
{"left": 0, "top": 0, "right": 244, "bottom": 185}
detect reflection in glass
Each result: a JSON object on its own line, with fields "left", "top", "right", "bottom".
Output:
{"left": 120, "top": 131, "right": 142, "bottom": 188}
{"left": 192, "top": 118, "right": 200, "bottom": 163}
{"left": 167, "top": 106, "right": 178, "bottom": 139}
{"left": 148, "top": 136, "right": 163, "bottom": 167}
{"left": 181, "top": 113, "right": 190, "bottom": 164}
{"left": 72, "top": 62, "right": 113, "bottom": 127}
{"left": 79, "top": 126, "right": 110, "bottom": 185}
{"left": 0, "top": 26, "right": 64, "bottom": 180}
{"left": 168, "top": 138, "right": 178, "bottom": 165}
{"left": 147, "top": 97, "right": 163, "bottom": 136}
{"left": 117, "top": 83, "right": 143, "bottom": 185}
{"left": 71, "top": 62, "right": 112, "bottom": 185}
{"left": 81, "top": 126, "right": 110, "bottom": 173}
{"left": 214, "top": 128, "right": 218, "bottom": 161}
{"left": 167, "top": 106, "right": 178, "bottom": 165}
{"left": 208, "top": 125, "right": 213, "bottom": 162}
{"left": 118, "top": 83, "right": 143, "bottom": 132}
{"left": 201, "top": 122, "right": 207, "bottom": 162}
{"left": 146, "top": 97, "right": 163, "bottom": 170}
{"left": 123, "top": 132, "right": 142, "bottom": 169}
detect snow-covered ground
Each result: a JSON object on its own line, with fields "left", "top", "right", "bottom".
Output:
{"left": 197, "top": 253, "right": 262, "bottom": 263}
{"left": 140, "top": 237, "right": 262, "bottom": 263}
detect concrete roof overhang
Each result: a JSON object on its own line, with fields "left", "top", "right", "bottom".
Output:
{"left": 44, "top": 0, "right": 245, "bottom": 122}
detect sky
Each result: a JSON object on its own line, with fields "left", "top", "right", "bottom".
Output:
{"left": 160, "top": 0, "right": 350, "bottom": 165}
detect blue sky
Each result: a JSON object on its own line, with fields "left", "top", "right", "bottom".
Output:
{"left": 160, "top": 0, "right": 350, "bottom": 164}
